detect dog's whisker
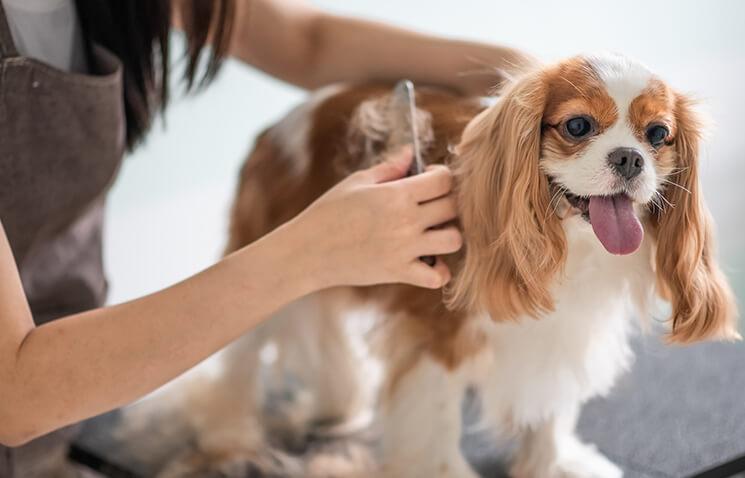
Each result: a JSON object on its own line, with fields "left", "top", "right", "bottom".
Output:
{"left": 650, "top": 195, "right": 663, "bottom": 214}
{"left": 660, "top": 178, "right": 691, "bottom": 194}
{"left": 546, "top": 185, "right": 567, "bottom": 219}
{"left": 546, "top": 189, "right": 561, "bottom": 215}
{"left": 550, "top": 187, "right": 565, "bottom": 211}
{"left": 650, "top": 193, "right": 669, "bottom": 220}
{"left": 666, "top": 166, "right": 690, "bottom": 174}
{"left": 655, "top": 190, "right": 675, "bottom": 210}
{"left": 658, "top": 192, "right": 674, "bottom": 209}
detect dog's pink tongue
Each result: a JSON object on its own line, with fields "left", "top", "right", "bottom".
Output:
{"left": 588, "top": 194, "right": 643, "bottom": 255}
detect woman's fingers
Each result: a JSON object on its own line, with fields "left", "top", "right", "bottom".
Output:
{"left": 300, "top": 146, "right": 462, "bottom": 289}
{"left": 419, "top": 225, "right": 463, "bottom": 256}
{"left": 406, "top": 258, "right": 452, "bottom": 289}
{"left": 418, "top": 194, "right": 458, "bottom": 229}
{"left": 397, "top": 164, "right": 453, "bottom": 202}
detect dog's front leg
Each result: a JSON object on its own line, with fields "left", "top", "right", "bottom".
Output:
{"left": 379, "top": 355, "right": 479, "bottom": 478}
{"left": 510, "top": 405, "right": 622, "bottom": 478}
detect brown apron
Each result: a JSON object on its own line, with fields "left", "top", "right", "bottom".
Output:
{"left": 0, "top": 2, "right": 125, "bottom": 476}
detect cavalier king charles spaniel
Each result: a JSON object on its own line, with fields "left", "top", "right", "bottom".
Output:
{"left": 170, "top": 52, "right": 738, "bottom": 478}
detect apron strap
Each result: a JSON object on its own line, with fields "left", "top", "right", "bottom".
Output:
{"left": 0, "top": 1, "right": 19, "bottom": 58}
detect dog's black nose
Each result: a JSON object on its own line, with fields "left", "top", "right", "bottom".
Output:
{"left": 608, "top": 147, "right": 644, "bottom": 180}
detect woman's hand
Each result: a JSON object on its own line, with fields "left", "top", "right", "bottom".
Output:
{"left": 287, "top": 146, "right": 462, "bottom": 290}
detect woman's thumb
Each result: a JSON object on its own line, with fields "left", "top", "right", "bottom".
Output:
{"left": 364, "top": 145, "right": 413, "bottom": 184}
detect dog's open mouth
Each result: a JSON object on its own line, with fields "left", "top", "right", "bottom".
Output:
{"left": 564, "top": 192, "right": 590, "bottom": 219}
{"left": 562, "top": 190, "right": 644, "bottom": 256}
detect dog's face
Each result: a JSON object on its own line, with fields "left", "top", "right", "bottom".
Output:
{"left": 540, "top": 54, "right": 678, "bottom": 255}
{"left": 448, "top": 53, "right": 738, "bottom": 343}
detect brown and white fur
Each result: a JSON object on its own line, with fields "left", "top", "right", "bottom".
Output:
{"left": 175, "top": 53, "right": 739, "bottom": 477}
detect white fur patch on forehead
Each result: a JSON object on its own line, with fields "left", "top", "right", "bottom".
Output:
{"left": 586, "top": 53, "right": 652, "bottom": 115}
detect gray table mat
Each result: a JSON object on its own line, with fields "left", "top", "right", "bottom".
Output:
{"left": 576, "top": 334, "right": 745, "bottom": 478}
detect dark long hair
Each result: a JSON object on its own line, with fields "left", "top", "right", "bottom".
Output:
{"left": 74, "top": 0, "right": 236, "bottom": 149}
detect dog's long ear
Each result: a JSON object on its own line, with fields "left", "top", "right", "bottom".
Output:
{"left": 446, "top": 72, "right": 566, "bottom": 321}
{"left": 653, "top": 93, "right": 739, "bottom": 344}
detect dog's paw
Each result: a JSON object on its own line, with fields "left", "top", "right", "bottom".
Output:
{"left": 511, "top": 437, "right": 622, "bottom": 478}
{"left": 382, "top": 456, "right": 481, "bottom": 478}
{"left": 551, "top": 441, "right": 622, "bottom": 478}
{"left": 157, "top": 455, "right": 262, "bottom": 478}
{"left": 157, "top": 446, "right": 304, "bottom": 478}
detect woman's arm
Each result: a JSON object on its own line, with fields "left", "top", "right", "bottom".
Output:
{"left": 0, "top": 215, "right": 312, "bottom": 446}
{"left": 227, "top": 0, "right": 538, "bottom": 95}
{"left": 0, "top": 149, "right": 460, "bottom": 446}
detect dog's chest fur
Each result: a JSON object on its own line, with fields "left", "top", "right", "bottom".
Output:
{"left": 463, "top": 217, "right": 655, "bottom": 428}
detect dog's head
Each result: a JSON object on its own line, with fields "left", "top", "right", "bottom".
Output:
{"left": 448, "top": 52, "right": 738, "bottom": 343}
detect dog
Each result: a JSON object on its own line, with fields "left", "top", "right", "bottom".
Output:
{"left": 171, "top": 52, "right": 739, "bottom": 478}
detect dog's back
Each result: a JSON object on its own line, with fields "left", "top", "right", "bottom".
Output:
{"left": 225, "top": 84, "right": 482, "bottom": 254}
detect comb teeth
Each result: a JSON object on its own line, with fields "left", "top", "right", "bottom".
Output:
{"left": 387, "top": 79, "right": 425, "bottom": 175}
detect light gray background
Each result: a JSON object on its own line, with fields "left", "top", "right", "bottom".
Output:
{"left": 104, "top": 0, "right": 745, "bottom": 336}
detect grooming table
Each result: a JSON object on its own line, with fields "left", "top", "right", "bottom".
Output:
{"left": 71, "top": 333, "right": 745, "bottom": 477}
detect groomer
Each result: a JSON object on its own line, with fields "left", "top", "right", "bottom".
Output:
{"left": 0, "top": 0, "right": 532, "bottom": 475}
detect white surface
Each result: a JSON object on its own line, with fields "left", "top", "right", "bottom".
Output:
{"left": 104, "top": 0, "right": 745, "bottom": 306}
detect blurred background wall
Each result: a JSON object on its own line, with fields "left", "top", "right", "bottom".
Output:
{"left": 104, "top": 0, "right": 745, "bottom": 331}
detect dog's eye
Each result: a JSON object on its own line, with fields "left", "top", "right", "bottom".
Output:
{"left": 646, "top": 124, "right": 669, "bottom": 148}
{"left": 564, "top": 116, "right": 593, "bottom": 139}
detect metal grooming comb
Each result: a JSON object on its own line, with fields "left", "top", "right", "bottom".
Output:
{"left": 389, "top": 79, "right": 426, "bottom": 176}
{"left": 389, "top": 79, "right": 435, "bottom": 267}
